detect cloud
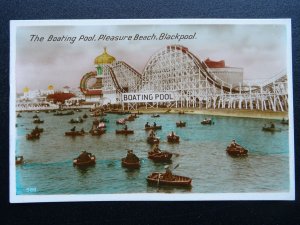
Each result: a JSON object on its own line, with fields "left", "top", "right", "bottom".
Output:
{"left": 14, "top": 23, "right": 289, "bottom": 92}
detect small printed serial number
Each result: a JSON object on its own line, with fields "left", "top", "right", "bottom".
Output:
{"left": 25, "top": 187, "right": 37, "bottom": 193}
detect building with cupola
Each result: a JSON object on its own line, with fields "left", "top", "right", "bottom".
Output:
{"left": 80, "top": 47, "right": 141, "bottom": 104}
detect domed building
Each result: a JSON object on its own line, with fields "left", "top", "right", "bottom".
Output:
{"left": 80, "top": 47, "right": 141, "bottom": 104}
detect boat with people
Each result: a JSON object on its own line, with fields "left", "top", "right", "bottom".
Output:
{"left": 31, "top": 126, "right": 43, "bottom": 133}
{"left": 176, "top": 121, "right": 186, "bottom": 127}
{"left": 33, "top": 114, "right": 39, "bottom": 118}
{"left": 144, "top": 122, "right": 162, "bottom": 130}
{"left": 65, "top": 127, "right": 85, "bottom": 136}
{"left": 90, "top": 128, "right": 106, "bottom": 136}
{"left": 116, "top": 118, "right": 126, "bottom": 125}
{"left": 226, "top": 140, "right": 248, "bottom": 156}
{"left": 148, "top": 144, "right": 172, "bottom": 162}
{"left": 65, "top": 130, "right": 85, "bottom": 136}
{"left": 116, "top": 129, "right": 134, "bottom": 135}
{"left": 15, "top": 156, "right": 24, "bottom": 165}
{"left": 145, "top": 125, "right": 162, "bottom": 131}
{"left": 73, "top": 151, "right": 96, "bottom": 167}
{"left": 69, "top": 117, "right": 84, "bottom": 123}
{"left": 151, "top": 114, "right": 160, "bottom": 118}
{"left": 281, "top": 118, "right": 289, "bottom": 125}
{"left": 82, "top": 113, "right": 88, "bottom": 119}
{"left": 33, "top": 119, "right": 44, "bottom": 124}
{"left": 167, "top": 132, "right": 180, "bottom": 143}
{"left": 201, "top": 118, "right": 214, "bottom": 125}
{"left": 148, "top": 151, "right": 172, "bottom": 162}
{"left": 26, "top": 131, "right": 40, "bottom": 140}
{"left": 147, "top": 129, "right": 160, "bottom": 144}
{"left": 147, "top": 166, "right": 192, "bottom": 187}
{"left": 262, "top": 122, "right": 281, "bottom": 132}
{"left": 121, "top": 150, "right": 140, "bottom": 169}
{"left": 16, "top": 113, "right": 22, "bottom": 118}
{"left": 97, "top": 122, "right": 106, "bottom": 129}
{"left": 130, "top": 113, "right": 139, "bottom": 118}
{"left": 147, "top": 136, "right": 160, "bottom": 144}
{"left": 125, "top": 115, "right": 135, "bottom": 121}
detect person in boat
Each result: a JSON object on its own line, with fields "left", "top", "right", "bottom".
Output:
{"left": 270, "top": 122, "right": 275, "bottom": 128}
{"left": 126, "top": 150, "right": 139, "bottom": 162}
{"left": 71, "top": 126, "right": 76, "bottom": 132}
{"left": 170, "top": 131, "right": 175, "bottom": 137}
{"left": 145, "top": 122, "right": 150, "bottom": 128}
{"left": 151, "top": 144, "right": 161, "bottom": 153}
{"left": 34, "top": 125, "right": 40, "bottom": 132}
{"left": 163, "top": 165, "right": 173, "bottom": 181}
{"left": 149, "top": 129, "right": 155, "bottom": 137}
{"left": 153, "top": 122, "right": 157, "bottom": 127}
{"left": 230, "top": 139, "right": 237, "bottom": 148}
{"left": 78, "top": 150, "right": 91, "bottom": 161}
{"left": 81, "top": 128, "right": 85, "bottom": 133}
{"left": 124, "top": 124, "right": 128, "bottom": 131}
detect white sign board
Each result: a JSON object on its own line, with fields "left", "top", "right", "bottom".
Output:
{"left": 121, "top": 92, "right": 176, "bottom": 103}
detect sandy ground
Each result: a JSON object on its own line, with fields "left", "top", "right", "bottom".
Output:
{"left": 130, "top": 107, "right": 288, "bottom": 120}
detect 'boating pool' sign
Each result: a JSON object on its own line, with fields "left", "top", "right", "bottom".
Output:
{"left": 122, "top": 92, "right": 175, "bottom": 103}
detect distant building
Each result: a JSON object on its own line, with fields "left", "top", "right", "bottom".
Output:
{"left": 204, "top": 58, "right": 243, "bottom": 87}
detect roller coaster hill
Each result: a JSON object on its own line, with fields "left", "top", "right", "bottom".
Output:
{"left": 79, "top": 45, "right": 288, "bottom": 112}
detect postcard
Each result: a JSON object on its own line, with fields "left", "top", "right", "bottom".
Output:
{"left": 10, "top": 19, "right": 294, "bottom": 202}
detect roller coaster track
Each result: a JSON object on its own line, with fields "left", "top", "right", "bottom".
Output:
{"left": 118, "top": 61, "right": 142, "bottom": 79}
{"left": 79, "top": 71, "right": 97, "bottom": 94}
{"left": 108, "top": 66, "right": 125, "bottom": 93}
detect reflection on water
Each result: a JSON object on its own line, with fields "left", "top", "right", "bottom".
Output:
{"left": 15, "top": 110, "right": 290, "bottom": 194}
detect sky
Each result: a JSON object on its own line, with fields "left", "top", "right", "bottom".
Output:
{"left": 14, "top": 21, "right": 289, "bottom": 93}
